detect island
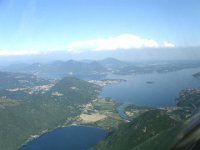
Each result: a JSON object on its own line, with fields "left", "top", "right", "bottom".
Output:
{"left": 146, "top": 81, "right": 155, "bottom": 84}
{"left": 193, "top": 72, "right": 200, "bottom": 78}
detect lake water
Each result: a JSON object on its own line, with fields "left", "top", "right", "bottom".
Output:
{"left": 20, "top": 126, "right": 106, "bottom": 150}
{"left": 101, "top": 67, "right": 200, "bottom": 107}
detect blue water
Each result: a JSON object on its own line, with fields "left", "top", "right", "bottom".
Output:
{"left": 101, "top": 68, "right": 200, "bottom": 107}
{"left": 20, "top": 126, "right": 106, "bottom": 150}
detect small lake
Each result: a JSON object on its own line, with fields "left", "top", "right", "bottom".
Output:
{"left": 101, "top": 67, "right": 200, "bottom": 107}
{"left": 20, "top": 126, "right": 106, "bottom": 150}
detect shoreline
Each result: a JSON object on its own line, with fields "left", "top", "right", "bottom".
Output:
{"left": 20, "top": 79, "right": 194, "bottom": 149}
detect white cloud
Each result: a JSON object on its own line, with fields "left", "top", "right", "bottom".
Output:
{"left": 0, "top": 34, "right": 175, "bottom": 56}
{"left": 163, "top": 41, "right": 175, "bottom": 48}
{"left": 67, "top": 34, "right": 175, "bottom": 52}
{"left": 0, "top": 50, "right": 40, "bottom": 56}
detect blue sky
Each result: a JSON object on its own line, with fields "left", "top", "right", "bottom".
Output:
{"left": 0, "top": 0, "right": 200, "bottom": 55}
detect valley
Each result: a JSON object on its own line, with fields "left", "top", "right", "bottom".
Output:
{"left": 0, "top": 59, "right": 200, "bottom": 150}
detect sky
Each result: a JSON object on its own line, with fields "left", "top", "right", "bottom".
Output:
{"left": 0, "top": 0, "right": 200, "bottom": 59}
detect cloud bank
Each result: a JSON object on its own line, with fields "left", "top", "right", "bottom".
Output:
{"left": 0, "top": 50, "right": 40, "bottom": 56}
{"left": 0, "top": 34, "right": 175, "bottom": 56}
{"left": 67, "top": 34, "right": 175, "bottom": 52}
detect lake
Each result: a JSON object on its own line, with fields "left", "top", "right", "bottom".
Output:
{"left": 101, "top": 67, "right": 200, "bottom": 107}
{"left": 20, "top": 126, "right": 106, "bottom": 150}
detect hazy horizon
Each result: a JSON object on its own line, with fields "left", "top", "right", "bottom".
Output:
{"left": 0, "top": 47, "right": 200, "bottom": 65}
{"left": 0, "top": 0, "right": 200, "bottom": 63}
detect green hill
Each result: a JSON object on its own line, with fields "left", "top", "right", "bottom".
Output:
{"left": 2, "top": 60, "right": 107, "bottom": 79}
{"left": 91, "top": 109, "right": 182, "bottom": 150}
{"left": 48, "top": 77, "right": 100, "bottom": 105}
{"left": 0, "top": 76, "right": 99, "bottom": 150}
{"left": 0, "top": 72, "right": 49, "bottom": 89}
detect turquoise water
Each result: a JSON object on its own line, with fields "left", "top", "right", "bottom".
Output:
{"left": 101, "top": 68, "right": 200, "bottom": 107}
{"left": 20, "top": 126, "right": 106, "bottom": 150}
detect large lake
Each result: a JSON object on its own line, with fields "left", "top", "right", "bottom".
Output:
{"left": 101, "top": 67, "right": 200, "bottom": 107}
{"left": 20, "top": 126, "right": 106, "bottom": 150}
